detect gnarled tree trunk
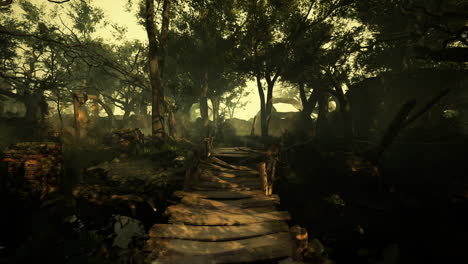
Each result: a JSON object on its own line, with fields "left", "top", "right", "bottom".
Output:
{"left": 146, "top": 0, "right": 171, "bottom": 140}
{"left": 200, "top": 72, "right": 210, "bottom": 137}
{"left": 210, "top": 96, "right": 220, "bottom": 136}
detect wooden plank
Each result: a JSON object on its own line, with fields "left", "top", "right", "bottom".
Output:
{"left": 201, "top": 160, "right": 257, "bottom": 173}
{"left": 212, "top": 153, "right": 252, "bottom": 159}
{"left": 199, "top": 163, "right": 259, "bottom": 176}
{"left": 148, "top": 222, "right": 289, "bottom": 241}
{"left": 146, "top": 252, "right": 292, "bottom": 264}
{"left": 180, "top": 196, "right": 279, "bottom": 209}
{"left": 145, "top": 232, "right": 293, "bottom": 263}
{"left": 174, "top": 190, "right": 274, "bottom": 199}
{"left": 191, "top": 186, "right": 256, "bottom": 192}
{"left": 200, "top": 169, "right": 258, "bottom": 179}
{"left": 209, "top": 157, "right": 256, "bottom": 171}
{"left": 198, "top": 174, "right": 261, "bottom": 187}
{"left": 166, "top": 204, "right": 276, "bottom": 216}
{"left": 214, "top": 147, "right": 261, "bottom": 154}
{"left": 169, "top": 209, "right": 290, "bottom": 225}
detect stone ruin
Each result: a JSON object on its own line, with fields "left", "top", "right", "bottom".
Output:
{"left": 2, "top": 142, "right": 62, "bottom": 199}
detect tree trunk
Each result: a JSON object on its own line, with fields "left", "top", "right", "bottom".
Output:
{"left": 123, "top": 108, "right": 131, "bottom": 121}
{"left": 137, "top": 100, "right": 148, "bottom": 117}
{"left": 200, "top": 72, "right": 210, "bottom": 137}
{"left": 258, "top": 73, "right": 278, "bottom": 138}
{"left": 57, "top": 106, "right": 63, "bottom": 133}
{"left": 24, "top": 97, "right": 39, "bottom": 122}
{"left": 23, "top": 91, "right": 46, "bottom": 122}
{"left": 56, "top": 93, "right": 64, "bottom": 134}
{"left": 159, "top": 0, "right": 171, "bottom": 79}
{"left": 369, "top": 88, "right": 450, "bottom": 161}
{"left": 211, "top": 96, "right": 220, "bottom": 136}
{"left": 168, "top": 109, "right": 177, "bottom": 138}
{"left": 332, "top": 82, "right": 353, "bottom": 141}
{"left": 179, "top": 102, "right": 193, "bottom": 137}
{"left": 265, "top": 82, "right": 274, "bottom": 137}
{"left": 251, "top": 115, "right": 257, "bottom": 136}
{"left": 299, "top": 83, "right": 318, "bottom": 122}
{"left": 256, "top": 75, "right": 268, "bottom": 138}
{"left": 316, "top": 88, "right": 329, "bottom": 137}
{"left": 95, "top": 99, "right": 115, "bottom": 128}
{"left": 146, "top": 0, "right": 166, "bottom": 139}
{"left": 72, "top": 93, "right": 89, "bottom": 141}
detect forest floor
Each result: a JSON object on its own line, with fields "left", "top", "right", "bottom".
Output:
{"left": 276, "top": 140, "right": 468, "bottom": 264}
{"left": 1, "top": 137, "right": 467, "bottom": 264}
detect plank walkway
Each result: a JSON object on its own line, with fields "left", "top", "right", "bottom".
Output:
{"left": 144, "top": 147, "right": 294, "bottom": 264}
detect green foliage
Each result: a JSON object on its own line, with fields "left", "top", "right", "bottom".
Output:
{"left": 19, "top": 0, "right": 42, "bottom": 25}
{"left": 67, "top": 0, "right": 105, "bottom": 39}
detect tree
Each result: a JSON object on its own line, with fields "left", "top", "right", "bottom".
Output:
{"left": 145, "top": 0, "right": 171, "bottom": 140}
{"left": 168, "top": 0, "right": 242, "bottom": 137}
{"left": 0, "top": 1, "right": 60, "bottom": 123}
{"left": 221, "top": 84, "right": 250, "bottom": 120}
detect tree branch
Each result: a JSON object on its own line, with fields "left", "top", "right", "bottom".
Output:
{"left": 0, "top": 0, "right": 12, "bottom": 7}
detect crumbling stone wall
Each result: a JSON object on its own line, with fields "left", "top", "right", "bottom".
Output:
{"left": 2, "top": 142, "right": 62, "bottom": 198}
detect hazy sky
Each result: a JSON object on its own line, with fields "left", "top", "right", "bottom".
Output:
{"left": 14, "top": 0, "right": 296, "bottom": 120}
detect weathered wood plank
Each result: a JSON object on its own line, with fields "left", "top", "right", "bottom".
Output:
{"left": 200, "top": 161, "right": 257, "bottom": 174}
{"left": 210, "top": 157, "right": 255, "bottom": 171}
{"left": 191, "top": 186, "right": 256, "bottom": 191}
{"left": 199, "top": 164, "right": 259, "bottom": 177}
{"left": 169, "top": 209, "right": 291, "bottom": 225}
{"left": 199, "top": 174, "right": 260, "bottom": 186}
{"left": 212, "top": 153, "right": 254, "bottom": 158}
{"left": 180, "top": 196, "right": 279, "bottom": 209}
{"left": 214, "top": 147, "right": 262, "bottom": 154}
{"left": 145, "top": 232, "right": 293, "bottom": 263}
{"left": 200, "top": 169, "right": 258, "bottom": 179}
{"left": 166, "top": 204, "right": 276, "bottom": 216}
{"left": 174, "top": 190, "right": 276, "bottom": 200}
{"left": 149, "top": 222, "right": 289, "bottom": 241}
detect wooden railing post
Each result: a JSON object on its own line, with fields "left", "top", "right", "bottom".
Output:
{"left": 258, "top": 144, "right": 280, "bottom": 196}
{"left": 259, "top": 161, "right": 271, "bottom": 196}
{"left": 203, "top": 136, "right": 213, "bottom": 159}
{"left": 290, "top": 225, "right": 308, "bottom": 261}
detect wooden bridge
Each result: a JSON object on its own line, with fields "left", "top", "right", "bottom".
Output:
{"left": 144, "top": 147, "right": 296, "bottom": 264}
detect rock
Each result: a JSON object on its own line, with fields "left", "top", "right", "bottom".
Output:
{"left": 306, "top": 239, "right": 325, "bottom": 256}
{"left": 324, "top": 194, "right": 345, "bottom": 207}
{"left": 174, "top": 156, "right": 185, "bottom": 161}
{"left": 112, "top": 215, "right": 146, "bottom": 249}
{"left": 354, "top": 225, "right": 365, "bottom": 235}
{"left": 1, "top": 142, "right": 62, "bottom": 198}
{"left": 64, "top": 214, "right": 78, "bottom": 224}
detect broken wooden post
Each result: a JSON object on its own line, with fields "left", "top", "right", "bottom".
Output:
{"left": 290, "top": 225, "right": 308, "bottom": 261}
{"left": 258, "top": 162, "right": 271, "bottom": 196}
{"left": 258, "top": 143, "right": 280, "bottom": 196}
{"left": 203, "top": 136, "right": 213, "bottom": 159}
